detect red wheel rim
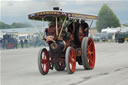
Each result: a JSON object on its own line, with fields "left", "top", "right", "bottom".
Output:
{"left": 87, "top": 38, "right": 95, "bottom": 69}
{"left": 41, "top": 50, "right": 49, "bottom": 73}
{"left": 79, "top": 26, "right": 85, "bottom": 42}
{"left": 68, "top": 48, "right": 76, "bottom": 72}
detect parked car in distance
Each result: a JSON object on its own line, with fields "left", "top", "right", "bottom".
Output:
{"left": 93, "top": 33, "right": 101, "bottom": 42}
{"left": 93, "top": 33, "right": 111, "bottom": 42}
{"left": 115, "top": 32, "right": 128, "bottom": 43}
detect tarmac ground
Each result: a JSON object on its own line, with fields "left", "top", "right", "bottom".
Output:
{"left": 1, "top": 42, "right": 128, "bottom": 85}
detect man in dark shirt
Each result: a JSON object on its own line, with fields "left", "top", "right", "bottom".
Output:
{"left": 81, "top": 20, "right": 89, "bottom": 37}
{"left": 20, "top": 40, "right": 24, "bottom": 48}
{"left": 24, "top": 39, "right": 28, "bottom": 48}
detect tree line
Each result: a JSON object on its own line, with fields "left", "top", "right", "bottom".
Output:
{"left": 96, "top": 4, "right": 121, "bottom": 32}
{"left": 0, "top": 22, "right": 32, "bottom": 29}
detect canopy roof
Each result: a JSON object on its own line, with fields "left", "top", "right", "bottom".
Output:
{"left": 28, "top": 11, "right": 98, "bottom": 21}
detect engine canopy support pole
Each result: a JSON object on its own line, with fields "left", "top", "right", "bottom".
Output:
{"left": 33, "top": 19, "right": 42, "bottom": 39}
{"left": 42, "top": 18, "right": 45, "bottom": 39}
{"left": 89, "top": 20, "right": 93, "bottom": 28}
{"left": 59, "top": 17, "right": 67, "bottom": 38}
{"left": 56, "top": 17, "right": 58, "bottom": 36}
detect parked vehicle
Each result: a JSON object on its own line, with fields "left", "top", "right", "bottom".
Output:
{"left": 2, "top": 34, "right": 17, "bottom": 49}
{"left": 115, "top": 32, "right": 128, "bottom": 43}
{"left": 93, "top": 33, "right": 101, "bottom": 42}
{"left": 17, "top": 34, "right": 29, "bottom": 42}
{"left": 93, "top": 33, "right": 112, "bottom": 42}
{"left": 100, "top": 33, "right": 109, "bottom": 42}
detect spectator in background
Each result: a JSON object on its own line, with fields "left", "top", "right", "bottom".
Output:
{"left": 24, "top": 39, "right": 28, "bottom": 48}
{"left": 2, "top": 39, "right": 5, "bottom": 49}
{"left": 15, "top": 39, "right": 18, "bottom": 49}
{"left": 0, "top": 38, "right": 2, "bottom": 49}
{"left": 34, "top": 38, "right": 38, "bottom": 48}
{"left": 20, "top": 39, "right": 24, "bottom": 48}
{"left": 5, "top": 39, "right": 8, "bottom": 49}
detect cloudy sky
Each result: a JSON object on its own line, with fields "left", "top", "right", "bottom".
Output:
{"left": 0, "top": 0, "right": 128, "bottom": 25}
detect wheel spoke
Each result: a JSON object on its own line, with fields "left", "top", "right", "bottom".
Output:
{"left": 71, "top": 50, "right": 74, "bottom": 56}
{"left": 90, "top": 51, "right": 94, "bottom": 55}
{"left": 71, "top": 57, "right": 75, "bottom": 65}
{"left": 89, "top": 59, "right": 93, "bottom": 65}
{"left": 42, "top": 64, "right": 45, "bottom": 71}
{"left": 69, "top": 57, "right": 71, "bottom": 63}
{"left": 88, "top": 54, "right": 91, "bottom": 59}
{"left": 88, "top": 41, "right": 93, "bottom": 50}
{"left": 41, "top": 59, "right": 47, "bottom": 64}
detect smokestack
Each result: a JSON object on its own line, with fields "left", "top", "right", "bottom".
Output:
{"left": 53, "top": 7, "right": 59, "bottom": 11}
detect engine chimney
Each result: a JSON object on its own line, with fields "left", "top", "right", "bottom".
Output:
{"left": 53, "top": 7, "right": 59, "bottom": 11}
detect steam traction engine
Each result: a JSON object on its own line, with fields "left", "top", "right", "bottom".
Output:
{"left": 28, "top": 10, "right": 97, "bottom": 75}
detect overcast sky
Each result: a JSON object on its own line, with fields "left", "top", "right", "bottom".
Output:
{"left": 0, "top": 0, "right": 128, "bottom": 24}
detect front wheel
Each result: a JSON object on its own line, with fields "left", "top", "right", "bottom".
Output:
{"left": 65, "top": 47, "right": 76, "bottom": 74}
{"left": 38, "top": 48, "right": 49, "bottom": 75}
{"left": 81, "top": 37, "right": 95, "bottom": 70}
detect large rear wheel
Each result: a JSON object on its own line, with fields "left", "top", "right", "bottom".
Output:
{"left": 38, "top": 48, "right": 49, "bottom": 75}
{"left": 81, "top": 37, "right": 95, "bottom": 70}
{"left": 65, "top": 47, "right": 76, "bottom": 74}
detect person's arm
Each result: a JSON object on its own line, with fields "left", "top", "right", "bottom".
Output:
{"left": 84, "top": 23, "right": 89, "bottom": 32}
{"left": 84, "top": 28, "right": 88, "bottom": 31}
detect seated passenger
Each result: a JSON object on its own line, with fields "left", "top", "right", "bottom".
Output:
{"left": 47, "top": 21, "right": 56, "bottom": 36}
